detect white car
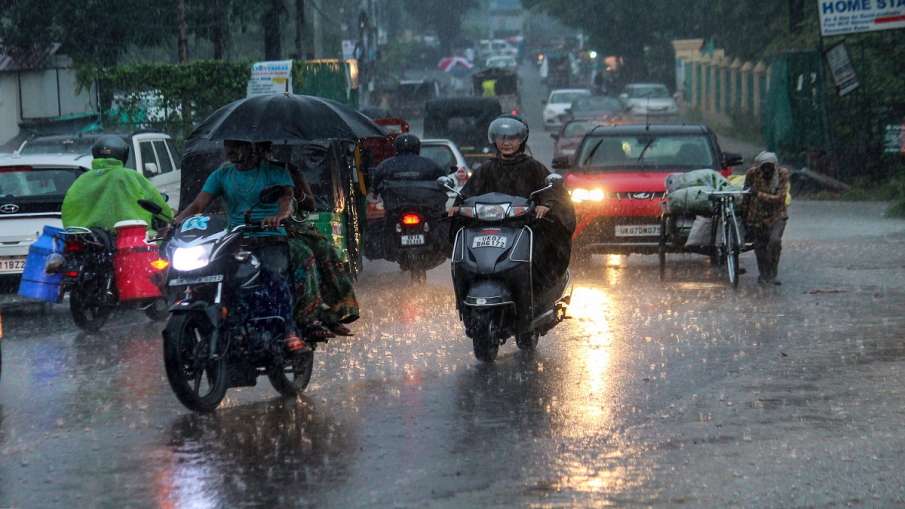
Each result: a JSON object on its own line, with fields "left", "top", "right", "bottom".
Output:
{"left": 0, "top": 154, "right": 91, "bottom": 288}
{"left": 18, "top": 132, "right": 181, "bottom": 206}
{"left": 485, "top": 55, "right": 518, "bottom": 71}
{"left": 620, "top": 83, "right": 679, "bottom": 117}
{"left": 542, "top": 88, "right": 592, "bottom": 130}
{"left": 421, "top": 139, "right": 470, "bottom": 207}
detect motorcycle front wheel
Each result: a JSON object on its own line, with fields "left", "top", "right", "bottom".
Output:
{"left": 269, "top": 349, "right": 315, "bottom": 397}
{"left": 163, "top": 313, "right": 228, "bottom": 413}
{"left": 69, "top": 283, "right": 114, "bottom": 333}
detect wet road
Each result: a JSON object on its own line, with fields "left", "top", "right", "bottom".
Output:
{"left": 3, "top": 65, "right": 905, "bottom": 508}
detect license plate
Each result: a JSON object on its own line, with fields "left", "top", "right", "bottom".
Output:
{"left": 472, "top": 234, "right": 507, "bottom": 249}
{"left": 169, "top": 274, "right": 224, "bottom": 286}
{"left": 401, "top": 234, "right": 425, "bottom": 246}
{"left": 615, "top": 224, "right": 661, "bottom": 237}
{"left": 0, "top": 256, "right": 26, "bottom": 274}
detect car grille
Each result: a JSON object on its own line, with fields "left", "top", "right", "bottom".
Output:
{"left": 612, "top": 192, "right": 665, "bottom": 201}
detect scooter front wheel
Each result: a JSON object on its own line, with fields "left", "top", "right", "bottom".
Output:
{"left": 163, "top": 312, "right": 227, "bottom": 413}
{"left": 515, "top": 330, "right": 539, "bottom": 351}
{"left": 469, "top": 309, "right": 500, "bottom": 362}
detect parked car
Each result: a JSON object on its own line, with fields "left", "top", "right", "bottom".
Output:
{"left": 551, "top": 119, "right": 599, "bottom": 163}
{"left": 565, "top": 95, "right": 627, "bottom": 124}
{"left": 17, "top": 132, "right": 181, "bottom": 205}
{"left": 485, "top": 55, "right": 518, "bottom": 71}
{"left": 0, "top": 154, "right": 90, "bottom": 290}
{"left": 542, "top": 88, "right": 591, "bottom": 130}
{"left": 554, "top": 124, "right": 742, "bottom": 257}
{"left": 619, "top": 83, "right": 679, "bottom": 118}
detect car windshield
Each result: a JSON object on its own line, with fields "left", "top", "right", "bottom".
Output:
{"left": 422, "top": 145, "right": 456, "bottom": 170}
{"left": 571, "top": 96, "right": 623, "bottom": 113}
{"left": 0, "top": 167, "right": 82, "bottom": 199}
{"left": 20, "top": 138, "right": 95, "bottom": 155}
{"left": 562, "top": 121, "right": 596, "bottom": 138}
{"left": 627, "top": 85, "right": 670, "bottom": 99}
{"left": 550, "top": 91, "right": 590, "bottom": 104}
{"left": 577, "top": 134, "right": 714, "bottom": 171}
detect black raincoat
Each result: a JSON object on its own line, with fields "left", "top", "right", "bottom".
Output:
{"left": 456, "top": 154, "right": 576, "bottom": 291}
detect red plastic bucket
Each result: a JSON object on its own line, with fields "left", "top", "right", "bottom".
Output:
{"left": 113, "top": 220, "right": 162, "bottom": 301}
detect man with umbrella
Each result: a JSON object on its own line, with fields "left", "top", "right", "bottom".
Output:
{"left": 173, "top": 138, "right": 307, "bottom": 353}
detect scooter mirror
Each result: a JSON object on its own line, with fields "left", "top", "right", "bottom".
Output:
{"left": 545, "top": 173, "right": 564, "bottom": 187}
{"left": 437, "top": 175, "right": 457, "bottom": 190}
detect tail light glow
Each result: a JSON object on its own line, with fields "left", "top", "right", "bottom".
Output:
{"left": 401, "top": 213, "right": 422, "bottom": 226}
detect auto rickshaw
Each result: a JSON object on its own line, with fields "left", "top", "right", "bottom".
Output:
{"left": 423, "top": 97, "right": 502, "bottom": 170}
{"left": 472, "top": 68, "right": 521, "bottom": 116}
{"left": 179, "top": 138, "right": 368, "bottom": 275}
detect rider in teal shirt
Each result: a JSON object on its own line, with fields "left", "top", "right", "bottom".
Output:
{"left": 174, "top": 139, "right": 306, "bottom": 353}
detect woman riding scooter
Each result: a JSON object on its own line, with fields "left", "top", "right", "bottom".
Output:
{"left": 451, "top": 115, "right": 576, "bottom": 294}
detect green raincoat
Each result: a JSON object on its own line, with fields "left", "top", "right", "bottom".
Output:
{"left": 61, "top": 158, "right": 173, "bottom": 231}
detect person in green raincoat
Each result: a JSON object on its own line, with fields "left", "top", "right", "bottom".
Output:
{"left": 62, "top": 136, "right": 173, "bottom": 230}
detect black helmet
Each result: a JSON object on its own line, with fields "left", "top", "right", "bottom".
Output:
{"left": 487, "top": 115, "right": 529, "bottom": 152}
{"left": 394, "top": 134, "right": 421, "bottom": 155}
{"left": 91, "top": 135, "right": 129, "bottom": 164}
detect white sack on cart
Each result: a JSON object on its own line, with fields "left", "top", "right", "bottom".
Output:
{"left": 685, "top": 216, "right": 713, "bottom": 247}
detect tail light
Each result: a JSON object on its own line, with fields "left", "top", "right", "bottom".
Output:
{"left": 401, "top": 213, "right": 422, "bottom": 226}
{"left": 720, "top": 167, "right": 733, "bottom": 178}
{"left": 511, "top": 109, "right": 520, "bottom": 116}
{"left": 64, "top": 240, "right": 83, "bottom": 253}
{"left": 64, "top": 271, "right": 79, "bottom": 278}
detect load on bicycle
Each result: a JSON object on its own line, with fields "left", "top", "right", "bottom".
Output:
{"left": 658, "top": 168, "right": 752, "bottom": 287}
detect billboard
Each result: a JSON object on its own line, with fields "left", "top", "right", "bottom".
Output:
{"left": 819, "top": 0, "right": 905, "bottom": 36}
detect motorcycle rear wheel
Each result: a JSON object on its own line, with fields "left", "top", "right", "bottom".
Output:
{"left": 69, "top": 284, "right": 114, "bottom": 333}
{"left": 163, "top": 313, "right": 228, "bottom": 413}
{"left": 269, "top": 349, "right": 315, "bottom": 397}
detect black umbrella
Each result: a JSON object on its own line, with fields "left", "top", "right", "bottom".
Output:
{"left": 190, "top": 93, "right": 386, "bottom": 143}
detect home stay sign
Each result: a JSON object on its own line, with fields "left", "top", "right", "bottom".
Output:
{"left": 819, "top": 0, "right": 905, "bottom": 36}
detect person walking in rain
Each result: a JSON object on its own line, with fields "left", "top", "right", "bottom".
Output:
{"left": 743, "top": 151, "right": 790, "bottom": 286}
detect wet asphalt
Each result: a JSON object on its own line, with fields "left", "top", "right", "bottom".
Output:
{"left": 2, "top": 64, "right": 905, "bottom": 508}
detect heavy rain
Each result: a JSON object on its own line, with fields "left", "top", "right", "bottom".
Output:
{"left": 1, "top": 0, "right": 905, "bottom": 507}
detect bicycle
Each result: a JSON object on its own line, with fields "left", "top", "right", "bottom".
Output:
{"left": 707, "top": 189, "right": 750, "bottom": 289}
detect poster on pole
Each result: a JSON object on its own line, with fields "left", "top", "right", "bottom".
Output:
{"left": 247, "top": 60, "right": 293, "bottom": 97}
{"left": 825, "top": 43, "right": 860, "bottom": 96}
{"left": 818, "top": 0, "right": 905, "bottom": 36}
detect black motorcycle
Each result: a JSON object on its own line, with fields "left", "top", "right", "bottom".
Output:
{"left": 54, "top": 224, "right": 168, "bottom": 333}
{"left": 379, "top": 180, "right": 450, "bottom": 283}
{"left": 443, "top": 174, "right": 572, "bottom": 362}
{"left": 139, "top": 188, "right": 314, "bottom": 413}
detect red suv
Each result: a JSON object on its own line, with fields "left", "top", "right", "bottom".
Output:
{"left": 555, "top": 124, "right": 742, "bottom": 256}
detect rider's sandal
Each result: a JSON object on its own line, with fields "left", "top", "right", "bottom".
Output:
{"left": 285, "top": 333, "right": 311, "bottom": 353}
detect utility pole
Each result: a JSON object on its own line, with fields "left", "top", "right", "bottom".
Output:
{"left": 177, "top": 0, "right": 189, "bottom": 63}
{"left": 312, "top": 0, "right": 324, "bottom": 58}
{"left": 295, "top": 0, "right": 306, "bottom": 59}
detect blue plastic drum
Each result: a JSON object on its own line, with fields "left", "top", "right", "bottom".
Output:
{"left": 17, "top": 225, "right": 64, "bottom": 303}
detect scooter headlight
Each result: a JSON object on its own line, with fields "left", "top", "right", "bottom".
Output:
{"left": 570, "top": 188, "right": 606, "bottom": 203}
{"left": 172, "top": 244, "right": 213, "bottom": 272}
{"left": 476, "top": 203, "right": 510, "bottom": 221}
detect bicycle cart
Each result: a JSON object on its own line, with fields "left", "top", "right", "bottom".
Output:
{"left": 658, "top": 189, "right": 752, "bottom": 288}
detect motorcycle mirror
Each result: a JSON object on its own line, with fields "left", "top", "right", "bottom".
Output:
{"left": 138, "top": 199, "right": 163, "bottom": 215}
{"left": 545, "top": 173, "right": 564, "bottom": 187}
{"left": 259, "top": 186, "right": 284, "bottom": 204}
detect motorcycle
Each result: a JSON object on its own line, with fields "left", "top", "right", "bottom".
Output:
{"left": 442, "top": 174, "right": 572, "bottom": 362}
{"left": 52, "top": 211, "right": 171, "bottom": 332}
{"left": 138, "top": 187, "right": 314, "bottom": 413}
{"left": 378, "top": 180, "right": 450, "bottom": 283}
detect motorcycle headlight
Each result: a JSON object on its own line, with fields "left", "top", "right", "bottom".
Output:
{"left": 172, "top": 244, "right": 213, "bottom": 272}
{"left": 571, "top": 188, "right": 606, "bottom": 203}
